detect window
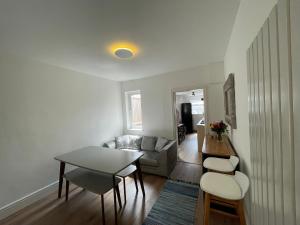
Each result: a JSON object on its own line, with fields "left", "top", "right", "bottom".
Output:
{"left": 191, "top": 101, "right": 204, "bottom": 115}
{"left": 125, "top": 90, "right": 143, "bottom": 130}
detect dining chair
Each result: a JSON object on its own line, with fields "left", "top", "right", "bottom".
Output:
{"left": 200, "top": 171, "right": 249, "bottom": 225}
{"left": 203, "top": 155, "right": 239, "bottom": 174}
{"left": 64, "top": 168, "right": 122, "bottom": 225}
{"left": 117, "top": 165, "right": 138, "bottom": 203}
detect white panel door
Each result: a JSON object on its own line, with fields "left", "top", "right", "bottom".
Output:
{"left": 290, "top": 0, "right": 300, "bottom": 224}
{"left": 262, "top": 19, "right": 275, "bottom": 225}
{"left": 247, "top": 0, "right": 298, "bottom": 224}
{"left": 247, "top": 44, "right": 255, "bottom": 225}
{"left": 253, "top": 37, "right": 262, "bottom": 225}
{"left": 277, "top": 0, "right": 295, "bottom": 224}
{"left": 258, "top": 29, "right": 268, "bottom": 225}
{"left": 269, "top": 7, "right": 284, "bottom": 225}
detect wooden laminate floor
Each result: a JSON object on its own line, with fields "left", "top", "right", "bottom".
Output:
{"left": 169, "top": 161, "right": 202, "bottom": 184}
{"left": 178, "top": 133, "right": 202, "bottom": 165}
{"left": 0, "top": 166, "right": 240, "bottom": 225}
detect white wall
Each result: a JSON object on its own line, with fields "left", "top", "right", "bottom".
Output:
{"left": 0, "top": 54, "right": 123, "bottom": 211}
{"left": 224, "top": 0, "right": 278, "bottom": 222}
{"left": 121, "top": 62, "right": 225, "bottom": 139}
{"left": 206, "top": 83, "right": 225, "bottom": 123}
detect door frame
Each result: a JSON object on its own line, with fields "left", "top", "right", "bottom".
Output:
{"left": 171, "top": 86, "right": 208, "bottom": 149}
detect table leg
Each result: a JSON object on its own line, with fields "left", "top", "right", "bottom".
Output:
{"left": 112, "top": 175, "right": 118, "bottom": 225}
{"left": 123, "top": 177, "right": 127, "bottom": 203}
{"left": 116, "top": 184, "right": 122, "bottom": 209}
{"left": 101, "top": 194, "right": 105, "bottom": 225}
{"left": 65, "top": 180, "right": 69, "bottom": 202}
{"left": 133, "top": 172, "right": 138, "bottom": 192}
{"left": 135, "top": 160, "right": 145, "bottom": 196}
{"left": 58, "top": 162, "right": 65, "bottom": 199}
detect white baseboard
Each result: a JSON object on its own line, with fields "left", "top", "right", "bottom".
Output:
{"left": 0, "top": 181, "right": 58, "bottom": 221}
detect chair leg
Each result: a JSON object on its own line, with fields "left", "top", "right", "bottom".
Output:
{"left": 65, "top": 180, "right": 69, "bottom": 202}
{"left": 133, "top": 172, "right": 138, "bottom": 192}
{"left": 101, "top": 194, "right": 105, "bottom": 225}
{"left": 123, "top": 177, "right": 127, "bottom": 203}
{"left": 204, "top": 193, "right": 210, "bottom": 225}
{"left": 237, "top": 200, "right": 246, "bottom": 225}
{"left": 115, "top": 184, "right": 122, "bottom": 209}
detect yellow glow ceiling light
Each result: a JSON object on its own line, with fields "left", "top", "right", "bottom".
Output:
{"left": 108, "top": 42, "right": 139, "bottom": 59}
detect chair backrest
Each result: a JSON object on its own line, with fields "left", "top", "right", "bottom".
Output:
{"left": 229, "top": 156, "right": 239, "bottom": 169}
{"left": 234, "top": 171, "right": 249, "bottom": 198}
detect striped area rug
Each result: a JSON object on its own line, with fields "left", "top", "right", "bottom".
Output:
{"left": 143, "top": 180, "right": 199, "bottom": 225}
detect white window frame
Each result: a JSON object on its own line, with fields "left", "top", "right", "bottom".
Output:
{"left": 125, "top": 90, "right": 143, "bottom": 130}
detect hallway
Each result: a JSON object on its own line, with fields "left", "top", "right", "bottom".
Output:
{"left": 178, "top": 133, "right": 202, "bottom": 165}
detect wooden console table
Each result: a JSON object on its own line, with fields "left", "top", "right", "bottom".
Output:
{"left": 202, "top": 135, "right": 237, "bottom": 164}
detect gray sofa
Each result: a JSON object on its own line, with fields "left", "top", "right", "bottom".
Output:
{"left": 103, "top": 135, "right": 177, "bottom": 177}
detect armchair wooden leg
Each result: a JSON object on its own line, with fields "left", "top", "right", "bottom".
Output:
{"left": 204, "top": 193, "right": 210, "bottom": 225}
{"left": 65, "top": 180, "right": 69, "bottom": 202}
{"left": 237, "top": 200, "right": 246, "bottom": 225}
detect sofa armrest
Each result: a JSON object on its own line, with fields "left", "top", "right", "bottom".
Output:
{"left": 158, "top": 140, "right": 177, "bottom": 176}
{"left": 102, "top": 140, "right": 116, "bottom": 149}
{"left": 161, "top": 140, "right": 176, "bottom": 152}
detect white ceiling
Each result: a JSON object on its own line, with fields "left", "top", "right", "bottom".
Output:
{"left": 0, "top": 0, "right": 239, "bottom": 81}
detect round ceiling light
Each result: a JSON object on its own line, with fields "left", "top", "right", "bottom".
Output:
{"left": 114, "top": 48, "right": 133, "bottom": 59}
{"left": 107, "top": 41, "right": 139, "bottom": 59}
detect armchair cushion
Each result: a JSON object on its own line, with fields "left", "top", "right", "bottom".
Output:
{"left": 200, "top": 172, "right": 242, "bottom": 200}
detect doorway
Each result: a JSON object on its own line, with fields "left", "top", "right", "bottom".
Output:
{"left": 174, "top": 89, "right": 205, "bottom": 165}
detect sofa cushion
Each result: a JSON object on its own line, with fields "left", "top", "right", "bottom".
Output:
{"left": 103, "top": 140, "right": 116, "bottom": 149}
{"left": 141, "top": 136, "right": 157, "bottom": 151}
{"left": 139, "top": 151, "right": 159, "bottom": 167}
{"left": 115, "top": 135, "right": 142, "bottom": 149}
{"left": 115, "top": 135, "right": 130, "bottom": 149}
{"left": 129, "top": 135, "right": 142, "bottom": 149}
{"left": 155, "top": 137, "right": 169, "bottom": 152}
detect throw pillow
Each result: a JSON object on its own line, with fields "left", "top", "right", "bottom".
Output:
{"left": 129, "top": 135, "right": 142, "bottom": 149}
{"left": 115, "top": 135, "right": 130, "bottom": 149}
{"left": 155, "top": 137, "right": 169, "bottom": 152}
{"left": 141, "top": 136, "right": 157, "bottom": 151}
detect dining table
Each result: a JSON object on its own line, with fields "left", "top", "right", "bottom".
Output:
{"left": 55, "top": 146, "right": 145, "bottom": 225}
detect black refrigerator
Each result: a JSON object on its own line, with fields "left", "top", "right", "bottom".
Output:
{"left": 181, "top": 103, "right": 193, "bottom": 134}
